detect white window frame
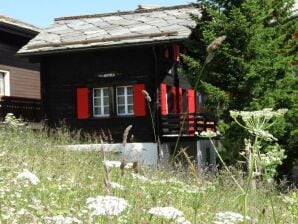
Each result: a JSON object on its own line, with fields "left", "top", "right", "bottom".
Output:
{"left": 0, "top": 70, "right": 10, "bottom": 96}
{"left": 93, "top": 87, "right": 110, "bottom": 117}
{"left": 116, "top": 85, "right": 134, "bottom": 116}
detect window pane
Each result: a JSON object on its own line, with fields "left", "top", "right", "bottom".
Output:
{"left": 94, "top": 107, "right": 101, "bottom": 115}
{"left": 117, "top": 96, "right": 125, "bottom": 105}
{"left": 127, "top": 86, "right": 133, "bottom": 95}
{"left": 117, "top": 87, "right": 124, "bottom": 95}
{"left": 94, "top": 89, "right": 101, "bottom": 97}
{"left": 128, "top": 105, "right": 134, "bottom": 114}
{"left": 127, "top": 95, "right": 133, "bottom": 104}
{"left": 117, "top": 105, "right": 125, "bottom": 114}
{"left": 103, "top": 97, "right": 109, "bottom": 106}
{"left": 103, "top": 88, "right": 109, "bottom": 96}
{"left": 94, "top": 98, "right": 101, "bottom": 106}
{"left": 104, "top": 106, "right": 109, "bottom": 115}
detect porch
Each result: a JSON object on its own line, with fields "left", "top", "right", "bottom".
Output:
{"left": 160, "top": 113, "right": 216, "bottom": 138}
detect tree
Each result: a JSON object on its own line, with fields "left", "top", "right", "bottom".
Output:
{"left": 183, "top": 0, "right": 298, "bottom": 175}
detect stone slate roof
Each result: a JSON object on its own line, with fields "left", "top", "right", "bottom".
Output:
{"left": 18, "top": 4, "right": 200, "bottom": 55}
{"left": 0, "top": 15, "right": 40, "bottom": 33}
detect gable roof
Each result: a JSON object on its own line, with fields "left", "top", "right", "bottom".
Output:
{"left": 18, "top": 4, "right": 200, "bottom": 56}
{"left": 0, "top": 15, "right": 40, "bottom": 37}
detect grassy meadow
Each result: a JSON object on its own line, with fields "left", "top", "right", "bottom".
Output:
{"left": 0, "top": 125, "right": 297, "bottom": 223}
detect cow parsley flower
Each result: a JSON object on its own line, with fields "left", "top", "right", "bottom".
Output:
{"left": 131, "top": 173, "right": 149, "bottom": 181}
{"left": 86, "top": 195, "right": 128, "bottom": 216}
{"left": 110, "top": 182, "right": 125, "bottom": 190}
{"left": 103, "top": 160, "right": 133, "bottom": 168}
{"left": 148, "top": 206, "right": 191, "bottom": 223}
{"left": 16, "top": 169, "right": 40, "bottom": 185}
{"left": 213, "top": 211, "right": 250, "bottom": 224}
{"left": 200, "top": 130, "right": 217, "bottom": 138}
{"left": 44, "top": 215, "right": 82, "bottom": 224}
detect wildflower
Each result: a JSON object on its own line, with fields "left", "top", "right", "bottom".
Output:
{"left": 86, "top": 195, "right": 128, "bottom": 216}
{"left": 110, "top": 182, "right": 125, "bottom": 190}
{"left": 200, "top": 130, "right": 217, "bottom": 138}
{"left": 148, "top": 206, "right": 191, "bottom": 223}
{"left": 249, "top": 128, "right": 277, "bottom": 141}
{"left": 103, "top": 160, "right": 133, "bottom": 168}
{"left": 230, "top": 108, "right": 287, "bottom": 141}
{"left": 131, "top": 173, "right": 149, "bottom": 181}
{"left": 213, "top": 211, "right": 250, "bottom": 224}
{"left": 142, "top": 90, "right": 152, "bottom": 102}
{"left": 16, "top": 169, "right": 40, "bottom": 185}
{"left": 44, "top": 215, "right": 82, "bottom": 224}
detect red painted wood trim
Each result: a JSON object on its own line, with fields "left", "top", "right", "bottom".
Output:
{"left": 133, "top": 83, "right": 146, "bottom": 116}
{"left": 171, "top": 86, "right": 177, "bottom": 113}
{"left": 76, "top": 88, "right": 89, "bottom": 119}
{"left": 179, "top": 87, "right": 183, "bottom": 112}
{"left": 188, "top": 89, "right": 195, "bottom": 113}
{"left": 188, "top": 89, "right": 195, "bottom": 136}
{"left": 160, "top": 83, "right": 168, "bottom": 115}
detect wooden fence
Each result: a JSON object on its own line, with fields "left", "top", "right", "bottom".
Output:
{"left": 0, "top": 96, "right": 42, "bottom": 121}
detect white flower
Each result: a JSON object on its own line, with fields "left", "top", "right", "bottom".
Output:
{"left": 148, "top": 206, "right": 183, "bottom": 219}
{"left": 86, "top": 195, "right": 128, "bottom": 216}
{"left": 249, "top": 128, "right": 277, "bottom": 141}
{"left": 103, "top": 160, "right": 133, "bottom": 168}
{"left": 16, "top": 169, "right": 40, "bottom": 185}
{"left": 200, "top": 130, "right": 217, "bottom": 138}
{"left": 110, "top": 182, "right": 125, "bottom": 190}
{"left": 214, "top": 211, "right": 250, "bottom": 224}
{"left": 44, "top": 215, "right": 82, "bottom": 224}
{"left": 148, "top": 206, "right": 191, "bottom": 223}
{"left": 131, "top": 173, "right": 149, "bottom": 181}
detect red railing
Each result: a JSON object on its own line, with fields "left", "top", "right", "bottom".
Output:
{"left": 0, "top": 96, "right": 42, "bottom": 121}
{"left": 161, "top": 113, "right": 216, "bottom": 137}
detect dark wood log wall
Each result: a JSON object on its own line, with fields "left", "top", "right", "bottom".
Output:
{"left": 41, "top": 46, "right": 162, "bottom": 142}
{"left": 40, "top": 44, "right": 193, "bottom": 142}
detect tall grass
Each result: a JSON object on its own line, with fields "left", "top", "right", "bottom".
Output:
{"left": 0, "top": 126, "right": 295, "bottom": 223}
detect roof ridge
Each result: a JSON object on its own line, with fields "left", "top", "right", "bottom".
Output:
{"left": 55, "top": 4, "right": 195, "bottom": 21}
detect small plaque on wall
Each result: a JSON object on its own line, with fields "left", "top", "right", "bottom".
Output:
{"left": 97, "top": 73, "right": 123, "bottom": 78}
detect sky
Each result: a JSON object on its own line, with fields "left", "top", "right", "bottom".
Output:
{"left": 0, "top": 0, "right": 191, "bottom": 28}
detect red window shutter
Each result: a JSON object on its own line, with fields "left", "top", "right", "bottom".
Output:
{"left": 76, "top": 88, "right": 89, "bottom": 119}
{"left": 160, "top": 83, "right": 168, "bottom": 115}
{"left": 133, "top": 83, "right": 146, "bottom": 116}
{"left": 188, "top": 89, "right": 195, "bottom": 113}
{"left": 179, "top": 87, "right": 183, "bottom": 112}
{"left": 171, "top": 86, "right": 177, "bottom": 113}
{"left": 172, "top": 44, "right": 180, "bottom": 62}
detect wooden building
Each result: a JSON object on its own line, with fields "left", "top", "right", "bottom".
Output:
{"left": 0, "top": 15, "right": 41, "bottom": 120}
{"left": 19, "top": 4, "right": 216, "bottom": 166}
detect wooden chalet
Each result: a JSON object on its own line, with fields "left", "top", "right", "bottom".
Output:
{"left": 0, "top": 15, "right": 41, "bottom": 120}
{"left": 19, "top": 4, "right": 217, "bottom": 166}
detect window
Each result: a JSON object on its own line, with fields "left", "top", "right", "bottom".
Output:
{"left": 93, "top": 88, "right": 110, "bottom": 117}
{"left": 116, "top": 86, "right": 133, "bottom": 115}
{"left": 0, "top": 70, "right": 10, "bottom": 96}
{"left": 0, "top": 72, "right": 4, "bottom": 95}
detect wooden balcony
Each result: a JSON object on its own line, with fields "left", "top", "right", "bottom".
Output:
{"left": 0, "top": 96, "right": 42, "bottom": 121}
{"left": 161, "top": 113, "right": 216, "bottom": 138}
